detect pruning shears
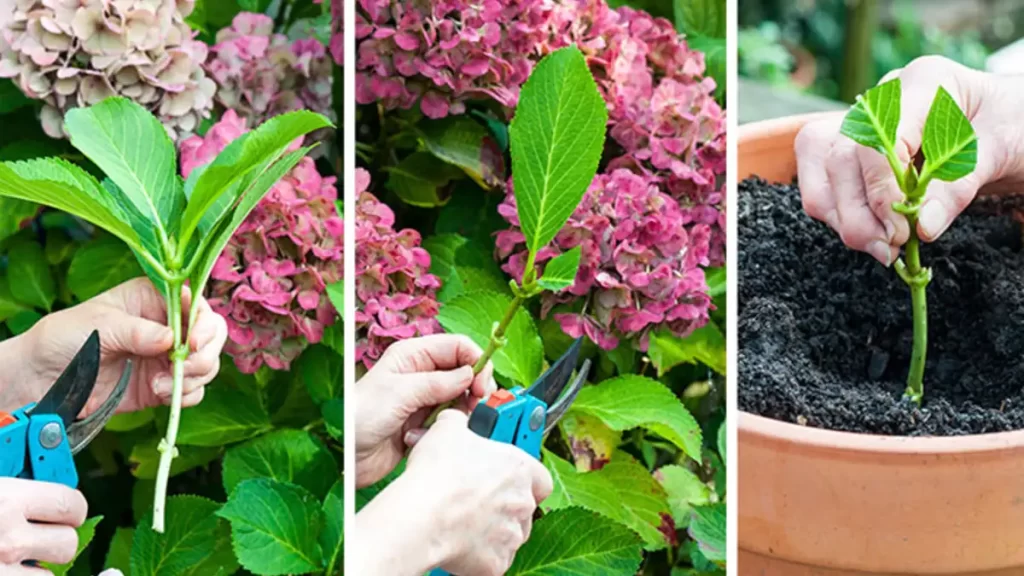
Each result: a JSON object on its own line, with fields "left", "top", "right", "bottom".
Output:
{"left": 429, "top": 337, "right": 591, "bottom": 576}
{"left": 0, "top": 330, "right": 131, "bottom": 488}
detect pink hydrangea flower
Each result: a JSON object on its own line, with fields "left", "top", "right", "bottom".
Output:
{"left": 355, "top": 168, "right": 442, "bottom": 366}
{"left": 179, "top": 111, "right": 342, "bottom": 373}
{"left": 497, "top": 169, "right": 712, "bottom": 351}
{"left": 205, "top": 12, "right": 334, "bottom": 128}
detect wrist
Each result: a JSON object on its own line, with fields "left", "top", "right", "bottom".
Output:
{"left": 353, "top": 473, "right": 448, "bottom": 575}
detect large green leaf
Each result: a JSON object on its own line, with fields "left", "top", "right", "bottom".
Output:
{"left": 0, "top": 276, "right": 28, "bottom": 324}
{"left": 0, "top": 197, "right": 37, "bottom": 244}
{"left": 921, "top": 86, "right": 978, "bottom": 182}
{"left": 419, "top": 116, "right": 506, "bottom": 188}
{"left": 510, "top": 46, "right": 607, "bottom": 256}
{"left": 131, "top": 496, "right": 237, "bottom": 576}
{"left": 0, "top": 158, "right": 145, "bottom": 255}
{"left": 176, "top": 386, "right": 272, "bottom": 447}
{"left": 298, "top": 344, "right": 343, "bottom": 404}
{"left": 537, "top": 247, "right": 581, "bottom": 292}
{"left": 655, "top": 465, "right": 713, "bottom": 525}
{"left": 67, "top": 234, "right": 143, "bottom": 301}
{"left": 64, "top": 98, "right": 182, "bottom": 240}
{"left": 182, "top": 111, "right": 332, "bottom": 244}
{"left": 675, "top": 0, "right": 725, "bottom": 37}
{"left": 689, "top": 503, "right": 726, "bottom": 566}
{"left": 568, "top": 375, "right": 703, "bottom": 462}
{"left": 436, "top": 290, "right": 544, "bottom": 386}
{"left": 41, "top": 516, "right": 102, "bottom": 576}
{"left": 840, "top": 78, "right": 901, "bottom": 155}
{"left": 423, "top": 233, "right": 509, "bottom": 302}
{"left": 8, "top": 239, "right": 55, "bottom": 311}
{"left": 320, "top": 480, "right": 344, "bottom": 576}
{"left": 217, "top": 479, "right": 325, "bottom": 575}
{"left": 559, "top": 411, "right": 620, "bottom": 471}
{"left": 384, "top": 151, "right": 462, "bottom": 208}
{"left": 647, "top": 324, "right": 726, "bottom": 376}
{"left": 543, "top": 451, "right": 673, "bottom": 550}
{"left": 689, "top": 35, "right": 726, "bottom": 101}
{"left": 189, "top": 147, "right": 311, "bottom": 308}
{"left": 506, "top": 507, "right": 643, "bottom": 575}
{"left": 222, "top": 429, "right": 338, "bottom": 499}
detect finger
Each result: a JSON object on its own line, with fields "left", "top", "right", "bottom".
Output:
{"left": 179, "top": 387, "right": 205, "bottom": 408}
{"left": 827, "top": 141, "right": 895, "bottom": 266}
{"left": 188, "top": 296, "right": 226, "bottom": 352}
{"left": 520, "top": 516, "right": 533, "bottom": 545}
{"left": 526, "top": 457, "right": 553, "bottom": 503}
{"left": 432, "top": 408, "right": 469, "bottom": 429}
{"left": 795, "top": 115, "right": 843, "bottom": 229}
{"left": 183, "top": 342, "right": 221, "bottom": 380}
{"left": 401, "top": 366, "right": 476, "bottom": 410}
{"left": 470, "top": 361, "right": 497, "bottom": 399}
{"left": 100, "top": 278, "right": 167, "bottom": 323}
{"left": 21, "top": 484, "right": 87, "bottom": 526}
{"left": 379, "top": 334, "right": 484, "bottom": 374}
{"left": 856, "top": 144, "right": 910, "bottom": 246}
{"left": 403, "top": 428, "right": 426, "bottom": 447}
{"left": 917, "top": 173, "right": 986, "bottom": 241}
{"left": 20, "top": 525, "right": 78, "bottom": 565}
{"left": 104, "top": 312, "right": 174, "bottom": 358}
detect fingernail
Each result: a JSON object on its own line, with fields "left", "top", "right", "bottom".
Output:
{"left": 152, "top": 375, "right": 171, "bottom": 396}
{"left": 404, "top": 429, "right": 425, "bottom": 446}
{"left": 825, "top": 209, "right": 840, "bottom": 232}
{"left": 485, "top": 378, "right": 497, "bottom": 395}
{"left": 869, "top": 240, "right": 892, "bottom": 267}
{"left": 884, "top": 219, "right": 896, "bottom": 243}
{"left": 918, "top": 200, "right": 949, "bottom": 240}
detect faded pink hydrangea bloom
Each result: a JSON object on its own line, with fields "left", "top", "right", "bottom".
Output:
{"left": 179, "top": 111, "right": 342, "bottom": 373}
{"left": 355, "top": 0, "right": 555, "bottom": 118}
{"left": 0, "top": 0, "right": 215, "bottom": 141}
{"left": 497, "top": 169, "right": 711, "bottom": 351}
{"left": 355, "top": 168, "right": 442, "bottom": 367}
{"left": 205, "top": 12, "right": 334, "bottom": 128}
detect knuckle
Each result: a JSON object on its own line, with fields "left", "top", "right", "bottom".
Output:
{"left": 52, "top": 532, "right": 78, "bottom": 565}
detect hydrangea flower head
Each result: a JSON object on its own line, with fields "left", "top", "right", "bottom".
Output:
{"left": 0, "top": 0, "right": 216, "bottom": 141}
{"left": 179, "top": 110, "right": 343, "bottom": 373}
{"left": 355, "top": 168, "right": 442, "bottom": 366}
{"left": 205, "top": 11, "right": 334, "bottom": 128}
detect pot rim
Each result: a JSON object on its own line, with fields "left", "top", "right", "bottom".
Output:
{"left": 739, "top": 113, "right": 1024, "bottom": 457}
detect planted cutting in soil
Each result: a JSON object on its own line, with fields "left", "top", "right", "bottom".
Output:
{"left": 739, "top": 177, "right": 1024, "bottom": 436}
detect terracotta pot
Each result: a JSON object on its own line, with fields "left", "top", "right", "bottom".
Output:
{"left": 738, "top": 114, "right": 1024, "bottom": 576}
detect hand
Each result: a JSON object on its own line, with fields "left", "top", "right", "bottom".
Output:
{"left": 0, "top": 278, "right": 228, "bottom": 417}
{"left": 796, "top": 56, "right": 1024, "bottom": 265}
{"left": 353, "top": 410, "right": 553, "bottom": 576}
{"left": 354, "top": 334, "right": 496, "bottom": 488}
{"left": 0, "top": 478, "right": 87, "bottom": 570}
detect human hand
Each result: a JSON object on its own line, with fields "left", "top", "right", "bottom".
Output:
{"left": 354, "top": 334, "right": 496, "bottom": 488}
{"left": 795, "top": 56, "right": 1024, "bottom": 265}
{"left": 0, "top": 478, "right": 87, "bottom": 571}
{"left": 354, "top": 410, "right": 553, "bottom": 576}
{"left": 1, "top": 278, "right": 228, "bottom": 417}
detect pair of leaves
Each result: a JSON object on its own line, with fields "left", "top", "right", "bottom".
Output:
{"left": 841, "top": 78, "right": 977, "bottom": 188}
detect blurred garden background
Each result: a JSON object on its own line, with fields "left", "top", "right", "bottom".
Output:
{"left": 739, "top": 0, "right": 1024, "bottom": 122}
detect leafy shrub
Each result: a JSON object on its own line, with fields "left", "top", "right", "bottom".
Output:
{"left": 356, "top": 0, "right": 727, "bottom": 573}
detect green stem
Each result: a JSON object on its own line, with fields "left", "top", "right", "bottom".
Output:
{"left": 152, "top": 281, "right": 187, "bottom": 533}
{"left": 903, "top": 223, "right": 927, "bottom": 404}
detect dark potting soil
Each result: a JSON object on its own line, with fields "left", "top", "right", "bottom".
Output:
{"left": 738, "top": 177, "right": 1024, "bottom": 436}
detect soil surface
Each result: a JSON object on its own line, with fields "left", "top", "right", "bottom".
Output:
{"left": 739, "top": 177, "right": 1024, "bottom": 436}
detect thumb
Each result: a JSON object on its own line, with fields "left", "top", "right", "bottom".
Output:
{"left": 104, "top": 312, "right": 174, "bottom": 357}
{"left": 432, "top": 408, "right": 469, "bottom": 429}
{"left": 401, "top": 366, "right": 475, "bottom": 410}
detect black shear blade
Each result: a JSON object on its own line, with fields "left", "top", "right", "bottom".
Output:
{"left": 68, "top": 360, "right": 132, "bottom": 454}
{"left": 29, "top": 330, "right": 101, "bottom": 425}
{"left": 527, "top": 337, "right": 584, "bottom": 407}
{"left": 544, "top": 358, "right": 590, "bottom": 434}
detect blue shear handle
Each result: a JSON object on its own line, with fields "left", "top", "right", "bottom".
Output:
{"left": 0, "top": 407, "right": 78, "bottom": 488}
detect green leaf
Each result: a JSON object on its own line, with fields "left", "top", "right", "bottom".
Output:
{"left": 298, "top": 344, "right": 343, "bottom": 404}
{"left": 538, "top": 246, "right": 581, "bottom": 292}
{"left": 676, "top": 0, "right": 725, "bottom": 37}
{"left": 8, "top": 239, "right": 55, "bottom": 311}
{"left": 559, "top": 411, "right": 620, "bottom": 471}
{"left": 320, "top": 480, "right": 344, "bottom": 576}
{"left": 0, "top": 275, "right": 28, "bottom": 322}
{"left": 64, "top": 98, "right": 182, "bottom": 239}
{"left": 326, "top": 281, "right": 343, "bottom": 317}
{"left": 0, "top": 158, "right": 147, "bottom": 257}
{"left": 104, "top": 527, "right": 134, "bottom": 575}
{"left": 840, "top": 78, "right": 901, "bottom": 156}
{"left": 717, "top": 420, "right": 726, "bottom": 461}
{"left": 0, "top": 79, "right": 32, "bottom": 114}
{"left": 182, "top": 111, "right": 332, "bottom": 245}
{"left": 189, "top": 147, "right": 312, "bottom": 305}
{"left": 130, "top": 439, "right": 220, "bottom": 479}
{"left": 704, "top": 267, "right": 726, "bottom": 299}
{"left": 510, "top": 46, "right": 607, "bottom": 257}
{"left": 322, "top": 398, "right": 343, "bottom": 440}
{"left": 6, "top": 309, "right": 41, "bottom": 334}
{"left": 434, "top": 183, "right": 506, "bottom": 247}
{"left": 385, "top": 151, "right": 462, "bottom": 207}
{"left": 569, "top": 375, "right": 703, "bottom": 462}
{"left": 217, "top": 478, "right": 325, "bottom": 575}
{"left": 506, "top": 508, "right": 643, "bottom": 575}
{"left": 424, "top": 233, "right": 509, "bottom": 302}
{"left": 105, "top": 408, "right": 154, "bottom": 432}
{"left": 0, "top": 197, "right": 37, "bottom": 244}
{"left": 176, "top": 386, "right": 272, "bottom": 447}
{"left": 655, "top": 465, "right": 713, "bottom": 525}
{"left": 419, "top": 116, "right": 506, "bottom": 188}
{"left": 132, "top": 496, "right": 237, "bottom": 576}
{"left": 222, "top": 429, "right": 338, "bottom": 499}
{"left": 647, "top": 324, "right": 726, "bottom": 376}
{"left": 45, "top": 231, "right": 78, "bottom": 266}
{"left": 436, "top": 290, "right": 543, "bottom": 386}
{"left": 921, "top": 86, "right": 978, "bottom": 182}
{"left": 689, "top": 503, "right": 726, "bottom": 565}
{"left": 67, "top": 234, "right": 143, "bottom": 301}
{"left": 41, "top": 516, "right": 102, "bottom": 576}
